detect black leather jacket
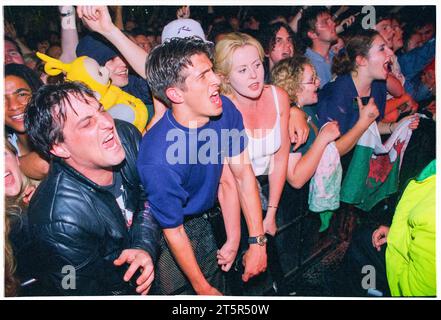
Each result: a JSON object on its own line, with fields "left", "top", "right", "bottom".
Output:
{"left": 26, "top": 120, "right": 160, "bottom": 296}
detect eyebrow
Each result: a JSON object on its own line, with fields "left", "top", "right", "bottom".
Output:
{"left": 77, "top": 114, "right": 93, "bottom": 127}
{"left": 236, "top": 59, "right": 261, "bottom": 68}
{"left": 6, "top": 88, "right": 31, "bottom": 95}
{"left": 197, "top": 68, "right": 211, "bottom": 78}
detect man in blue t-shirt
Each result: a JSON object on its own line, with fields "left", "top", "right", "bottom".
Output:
{"left": 137, "top": 37, "right": 267, "bottom": 295}
{"left": 298, "top": 7, "right": 338, "bottom": 89}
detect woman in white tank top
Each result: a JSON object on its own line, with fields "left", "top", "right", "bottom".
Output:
{"left": 215, "top": 33, "right": 291, "bottom": 237}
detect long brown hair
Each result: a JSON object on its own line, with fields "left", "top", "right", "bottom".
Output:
{"left": 332, "top": 30, "right": 379, "bottom": 76}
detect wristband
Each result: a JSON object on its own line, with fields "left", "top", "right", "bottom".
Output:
{"left": 60, "top": 10, "right": 74, "bottom": 18}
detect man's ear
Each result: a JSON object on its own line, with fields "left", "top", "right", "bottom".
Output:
{"left": 355, "top": 55, "right": 367, "bottom": 67}
{"left": 307, "top": 30, "right": 318, "bottom": 41}
{"left": 165, "top": 87, "right": 184, "bottom": 104}
{"left": 50, "top": 142, "right": 70, "bottom": 159}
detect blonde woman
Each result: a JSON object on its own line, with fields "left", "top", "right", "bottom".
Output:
{"left": 271, "top": 55, "right": 340, "bottom": 188}
{"left": 215, "top": 32, "right": 290, "bottom": 237}
{"left": 4, "top": 140, "right": 37, "bottom": 296}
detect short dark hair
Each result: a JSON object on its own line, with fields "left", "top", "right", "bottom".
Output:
{"left": 5, "top": 63, "right": 43, "bottom": 93}
{"left": 145, "top": 36, "right": 214, "bottom": 107}
{"left": 298, "top": 6, "right": 331, "bottom": 48}
{"left": 25, "top": 81, "right": 97, "bottom": 159}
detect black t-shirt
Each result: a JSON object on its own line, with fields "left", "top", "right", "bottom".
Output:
{"left": 103, "top": 173, "right": 134, "bottom": 227}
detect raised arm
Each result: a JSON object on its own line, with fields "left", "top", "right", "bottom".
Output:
{"left": 5, "top": 20, "right": 32, "bottom": 55}
{"left": 77, "top": 6, "right": 148, "bottom": 78}
{"left": 59, "top": 6, "right": 79, "bottom": 63}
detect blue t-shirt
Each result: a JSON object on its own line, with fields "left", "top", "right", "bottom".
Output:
{"left": 305, "top": 47, "right": 335, "bottom": 89}
{"left": 123, "top": 74, "right": 154, "bottom": 123}
{"left": 137, "top": 95, "right": 247, "bottom": 228}
{"left": 316, "top": 74, "right": 386, "bottom": 135}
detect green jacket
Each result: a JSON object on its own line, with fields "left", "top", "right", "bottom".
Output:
{"left": 386, "top": 160, "right": 436, "bottom": 296}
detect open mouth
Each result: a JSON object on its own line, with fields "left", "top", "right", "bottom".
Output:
{"left": 384, "top": 60, "right": 392, "bottom": 73}
{"left": 103, "top": 131, "right": 117, "bottom": 149}
{"left": 10, "top": 113, "right": 25, "bottom": 121}
{"left": 248, "top": 82, "right": 261, "bottom": 91}
{"left": 209, "top": 90, "right": 222, "bottom": 107}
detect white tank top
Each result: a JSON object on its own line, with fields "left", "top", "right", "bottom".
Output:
{"left": 246, "top": 86, "right": 282, "bottom": 176}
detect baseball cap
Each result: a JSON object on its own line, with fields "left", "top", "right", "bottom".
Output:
{"left": 76, "top": 32, "right": 119, "bottom": 66}
{"left": 161, "top": 18, "right": 208, "bottom": 43}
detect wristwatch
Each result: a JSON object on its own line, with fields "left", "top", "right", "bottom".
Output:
{"left": 248, "top": 234, "right": 268, "bottom": 246}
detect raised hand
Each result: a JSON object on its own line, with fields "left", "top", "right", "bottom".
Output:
{"left": 289, "top": 107, "right": 310, "bottom": 151}
{"left": 177, "top": 6, "right": 191, "bottom": 19}
{"left": 319, "top": 121, "right": 341, "bottom": 144}
{"left": 77, "top": 6, "right": 115, "bottom": 35}
{"left": 357, "top": 97, "right": 379, "bottom": 128}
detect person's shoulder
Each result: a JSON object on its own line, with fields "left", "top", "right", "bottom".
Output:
{"left": 115, "top": 119, "right": 141, "bottom": 138}
{"left": 219, "top": 95, "right": 244, "bottom": 127}
{"left": 128, "top": 74, "right": 148, "bottom": 87}
{"left": 321, "top": 75, "right": 351, "bottom": 95}
{"left": 138, "top": 115, "right": 174, "bottom": 165}
{"left": 28, "top": 169, "right": 91, "bottom": 226}
{"left": 221, "top": 95, "right": 235, "bottom": 109}
{"left": 115, "top": 119, "right": 141, "bottom": 151}
{"left": 305, "top": 47, "right": 314, "bottom": 58}
{"left": 271, "top": 84, "right": 289, "bottom": 100}
{"left": 221, "top": 95, "right": 242, "bottom": 115}
{"left": 142, "top": 113, "right": 173, "bottom": 142}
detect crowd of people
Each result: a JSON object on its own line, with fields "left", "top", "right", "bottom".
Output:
{"left": 3, "top": 5, "right": 436, "bottom": 297}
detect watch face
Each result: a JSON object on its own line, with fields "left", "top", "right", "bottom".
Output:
{"left": 257, "top": 235, "right": 267, "bottom": 245}
{"left": 248, "top": 235, "right": 267, "bottom": 245}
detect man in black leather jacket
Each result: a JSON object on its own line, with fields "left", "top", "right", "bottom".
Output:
{"left": 24, "top": 81, "right": 160, "bottom": 296}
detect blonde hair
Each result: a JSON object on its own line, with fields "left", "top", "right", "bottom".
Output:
{"left": 4, "top": 140, "right": 38, "bottom": 296}
{"left": 4, "top": 215, "right": 19, "bottom": 296}
{"left": 271, "top": 55, "right": 315, "bottom": 105}
{"left": 4, "top": 140, "right": 38, "bottom": 204}
{"left": 214, "top": 32, "right": 265, "bottom": 95}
